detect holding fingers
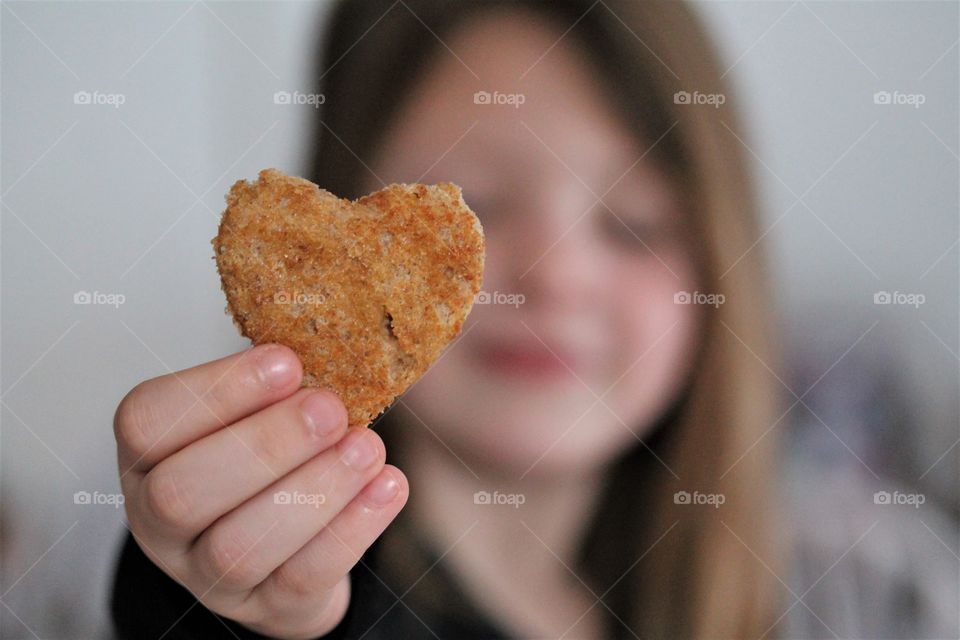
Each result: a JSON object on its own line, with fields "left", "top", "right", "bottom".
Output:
{"left": 112, "top": 344, "right": 409, "bottom": 639}
{"left": 114, "top": 344, "right": 303, "bottom": 475}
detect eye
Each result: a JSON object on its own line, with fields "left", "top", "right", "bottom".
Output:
{"left": 598, "top": 205, "right": 670, "bottom": 250}
{"left": 464, "top": 191, "right": 505, "bottom": 223}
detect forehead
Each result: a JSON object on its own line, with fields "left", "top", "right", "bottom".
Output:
{"left": 378, "top": 8, "right": 645, "bottom": 175}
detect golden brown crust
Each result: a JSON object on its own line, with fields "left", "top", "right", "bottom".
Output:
{"left": 213, "top": 169, "right": 484, "bottom": 427}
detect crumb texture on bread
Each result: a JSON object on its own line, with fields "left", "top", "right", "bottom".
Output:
{"left": 214, "top": 169, "right": 485, "bottom": 426}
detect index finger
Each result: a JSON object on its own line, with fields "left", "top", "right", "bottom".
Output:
{"left": 114, "top": 344, "right": 302, "bottom": 474}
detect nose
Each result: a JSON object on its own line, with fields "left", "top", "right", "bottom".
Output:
{"left": 511, "top": 184, "right": 605, "bottom": 309}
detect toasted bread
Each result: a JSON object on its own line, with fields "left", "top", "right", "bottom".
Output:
{"left": 213, "top": 169, "right": 484, "bottom": 427}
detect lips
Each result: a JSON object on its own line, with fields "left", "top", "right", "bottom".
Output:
{"left": 472, "top": 340, "right": 582, "bottom": 379}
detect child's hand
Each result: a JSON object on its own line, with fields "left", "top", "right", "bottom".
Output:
{"left": 113, "top": 344, "right": 408, "bottom": 639}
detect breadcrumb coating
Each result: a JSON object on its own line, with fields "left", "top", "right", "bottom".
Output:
{"left": 214, "top": 169, "right": 485, "bottom": 426}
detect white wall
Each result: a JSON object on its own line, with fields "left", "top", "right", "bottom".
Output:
{"left": 2, "top": 1, "right": 956, "bottom": 637}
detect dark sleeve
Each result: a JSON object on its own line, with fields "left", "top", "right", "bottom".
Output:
{"left": 110, "top": 532, "right": 364, "bottom": 640}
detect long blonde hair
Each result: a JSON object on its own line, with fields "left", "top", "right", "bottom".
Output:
{"left": 309, "top": 1, "right": 783, "bottom": 637}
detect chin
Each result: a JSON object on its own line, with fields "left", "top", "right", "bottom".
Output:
{"left": 401, "top": 370, "right": 645, "bottom": 476}
{"left": 476, "top": 436, "right": 630, "bottom": 479}
{"left": 442, "top": 403, "right": 638, "bottom": 478}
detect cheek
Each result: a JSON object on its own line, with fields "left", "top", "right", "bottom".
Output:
{"left": 617, "top": 257, "right": 697, "bottom": 345}
{"left": 601, "top": 253, "right": 700, "bottom": 428}
{"left": 473, "top": 222, "right": 525, "bottom": 294}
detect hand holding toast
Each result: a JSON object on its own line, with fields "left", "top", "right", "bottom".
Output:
{"left": 114, "top": 345, "right": 408, "bottom": 639}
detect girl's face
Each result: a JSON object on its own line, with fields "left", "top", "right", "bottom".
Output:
{"left": 368, "top": 11, "right": 700, "bottom": 477}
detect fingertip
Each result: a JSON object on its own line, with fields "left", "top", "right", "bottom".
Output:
{"left": 250, "top": 343, "right": 303, "bottom": 391}
{"left": 382, "top": 464, "right": 408, "bottom": 490}
{"left": 366, "top": 465, "right": 408, "bottom": 509}
{"left": 389, "top": 466, "right": 410, "bottom": 508}
{"left": 313, "top": 389, "right": 349, "bottom": 432}
{"left": 299, "top": 389, "right": 349, "bottom": 439}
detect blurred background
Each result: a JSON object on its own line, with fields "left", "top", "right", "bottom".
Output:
{"left": 2, "top": 1, "right": 957, "bottom": 637}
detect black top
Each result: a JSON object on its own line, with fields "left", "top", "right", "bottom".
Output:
{"left": 110, "top": 531, "right": 508, "bottom": 640}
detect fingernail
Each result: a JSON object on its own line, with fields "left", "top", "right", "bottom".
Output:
{"left": 300, "top": 392, "right": 341, "bottom": 438}
{"left": 340, "top": 430, "right": 379, "bottom": 470}
{"left": 254, "top": 345, "right": 298, "bottom": 389}
{"left": 365, "top": 470, "right": 400, "bottom": 506}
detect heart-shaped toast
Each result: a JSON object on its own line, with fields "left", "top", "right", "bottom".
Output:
{"left": 214, "top": 169, "right": 484, "bottom": 427}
